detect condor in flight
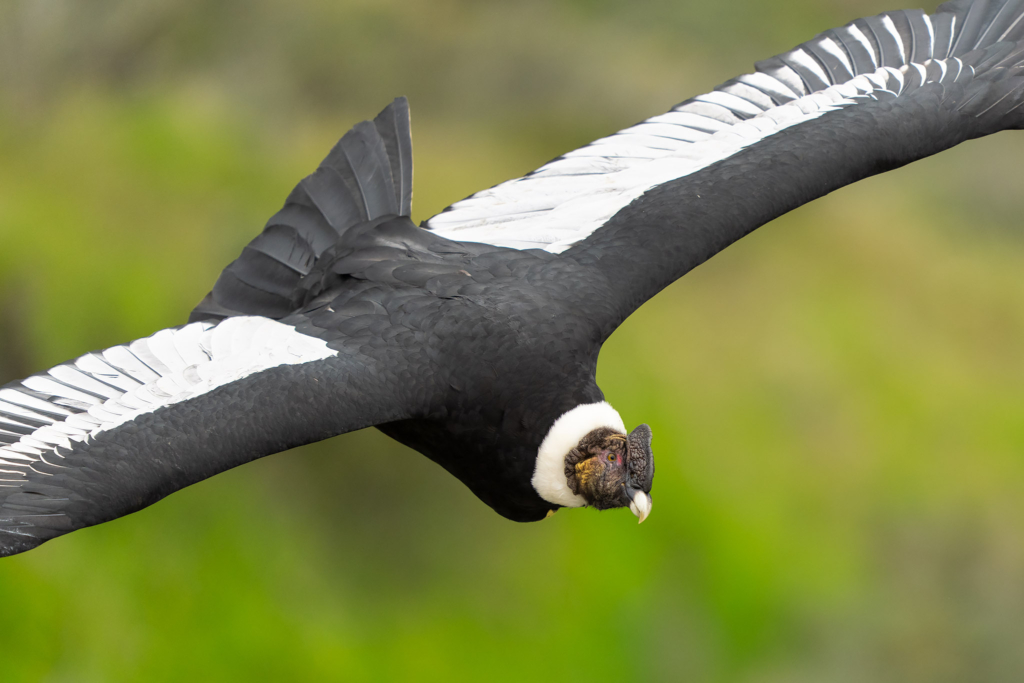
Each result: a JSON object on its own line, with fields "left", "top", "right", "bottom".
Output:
{"left": 2, "top": 0, "right": 1023, "bottom": 556}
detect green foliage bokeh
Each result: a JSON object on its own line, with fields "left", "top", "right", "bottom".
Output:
{"left": 2, "top": 1, "right": 1024, "bottom": 681}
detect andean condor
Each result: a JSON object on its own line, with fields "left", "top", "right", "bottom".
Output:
{"left": 2, "top": 0, "right": 1024, "bottom": 557}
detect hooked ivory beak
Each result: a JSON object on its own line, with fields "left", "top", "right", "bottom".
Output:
{"left": 628, "top": 489, "right": 653, "bottom": 524}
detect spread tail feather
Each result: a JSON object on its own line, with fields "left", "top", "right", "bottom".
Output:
{"left": 190, "top": 97, "right": 413, "bottom": 323}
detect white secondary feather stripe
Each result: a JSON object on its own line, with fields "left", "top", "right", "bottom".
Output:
{"left": 424, "top": 8, "right": 965, "bottom": 253}
{"left": 0, "top": 317, "right": 335, "bottom": 479}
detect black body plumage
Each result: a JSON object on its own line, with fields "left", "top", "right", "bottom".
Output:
{"left": 3, "top": 0, "right": 1024, "bottom": 556}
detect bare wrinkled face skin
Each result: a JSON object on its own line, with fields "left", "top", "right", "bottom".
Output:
{"left": 565, "top": 428, "right": 633, "bottom": 509}
{"left": 564, "top": 424, "right": 655, "bottom": 522}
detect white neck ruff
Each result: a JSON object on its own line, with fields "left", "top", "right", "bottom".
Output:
{"left": 531, "top": 402, "right": 626, "bottom": 508}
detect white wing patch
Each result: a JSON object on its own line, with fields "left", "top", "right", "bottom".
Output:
{"left": 424, "top": 8, "right": 966, "bottom": 253}
{"left": 0, "top": 317, "right": 335, "bottom": 479}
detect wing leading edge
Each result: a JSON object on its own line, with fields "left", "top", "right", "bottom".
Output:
{"left": 424, "top": 0, "right": 1024, "bottom": 257}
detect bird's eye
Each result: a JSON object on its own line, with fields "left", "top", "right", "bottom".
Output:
{"left": 607, "top": 454, "right": 616, "bottom": 462}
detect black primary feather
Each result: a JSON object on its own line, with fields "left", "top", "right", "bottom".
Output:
{"left": 372, "top": 97, "right": 413, "bottom": 216}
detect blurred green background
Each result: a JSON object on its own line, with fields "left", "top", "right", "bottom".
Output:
{"left": 2, "top": 0, "right": 1024, "bottom": 680}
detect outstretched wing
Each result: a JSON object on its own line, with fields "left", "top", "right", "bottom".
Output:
{"left": 425, "top": 0, "right": 1024, "bottom": 332}
{"left": 0, "top": 97, "right": 429, "bottom": 557}
{"left": 0, "top": 315, "right": 419, "bottom": 557}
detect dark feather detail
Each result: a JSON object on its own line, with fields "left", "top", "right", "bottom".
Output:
{"left": 263, "top": 204, "right": 337, "bottom": 255}
{"left": 190, "top": 97, "right": 414, "bottom": 323}
{"left": 229, "top": 247, "right": 307, "bottom": 298}
{"left": 909, "top": 10, "right": 938, "bottom": 60}
{"left": 202, "top": 270, "right": 297, "bottom": 319}
{"left": 857, "top": 16, "right": 904, "bottom": 68}
{"left": 246, "top": 225, "right": 318, "bottom": 276}
{"left": 372, "top": 97, "right": 413, "bottom": 216}
{"left": 828, "top": 27, "right": 877, "bottom": 73}
{"left": 803, "top": 39, "right": 855, "bottom": 83}
{"left": 884, "top": 11, "right": 916, "bottom": 58}
{"left": 950, "top": 0, "right": 1000, "bottom": 54}
{"left": 933, "top": 9, "right": 958, "bottom": 57}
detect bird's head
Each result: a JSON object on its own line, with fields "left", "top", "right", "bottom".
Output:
{"left": 531, "top": 402, "right": 654, "bottom": 522}
{"left": 565, "top": 424, "right": 654, "bottom": 521}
